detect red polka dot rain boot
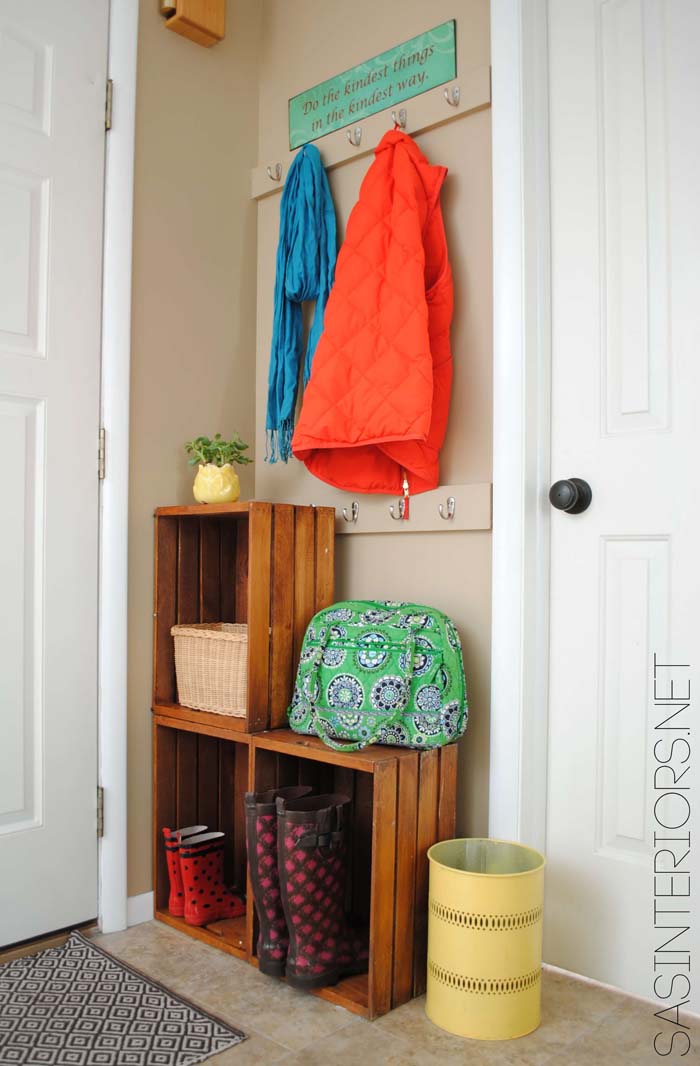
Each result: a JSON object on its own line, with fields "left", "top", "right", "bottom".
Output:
{"left": 276, "top": 793, "right": 369, "bottom": 990}
{"left": 244, "top": 785, "right": 313, "bottom": 976}
{"left": 179, "top": 831, "right": 245, "bottom": 927}
{"left": 162, "top": 825, "right": 207, "bottom": 917}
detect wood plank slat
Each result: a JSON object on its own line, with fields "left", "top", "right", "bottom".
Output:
{"left": 367, "top": 759, "right": 397, "bottom": 1020}
{"left": 292, "top": 507, "right": 315, "bottom": 667}
{"left": 219, "top": 741, "right": 236, "bottom": 886}
{"left": 269, "top": 504, "right": 295, "bottom": 729}
{"left": 246, "top": 503, "right": 272, "bottom": 731}
{"left": 313, "top": 507, "right": 335, "bottom": 612}
{"left": 413, "top": 748, "right": 439, "bottom": 997}
{"left": 175, "top": 730, "right": 198, "bottom": 830}
{"left": 234, "top": 519, "right": 249, "bottom": 623}
{"left": 392, "top": 753, "right": 419, "bottom": 1008}
{"left": 153, "top": 722, "right": 177, "bottom": 912}
{"left": 199, "top": 519, "right": 221, "bottom": 622}
{"left": 153, "top": 704, "right": 247, "bottom": 736}
{"left": 438, "top": 742, "right": 459, "bottom": 842}
{"left": 177, "top": 518, "right": 200, "bottom": 623}
{"left": 232, "top": 744, "right": 248, "bottom": 893}
{"left": 153, "top": 517, "right": 178, "bottom": 705}
{"left": 219, "top": 519, "right": 237, "bottom": 623}
{"left": 196, "top": 734, "right": 220, "bottom": 830}
{"left": 352, "top": 770, "right": 374, "bottom": 935}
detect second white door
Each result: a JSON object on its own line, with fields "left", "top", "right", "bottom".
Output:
{"left": 546, "top": 0, "right": 699, "bottom": 1010}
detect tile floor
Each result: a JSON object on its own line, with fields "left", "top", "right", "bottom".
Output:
{"left": 89, "top": 922, "right": 696, "bottom": 1066}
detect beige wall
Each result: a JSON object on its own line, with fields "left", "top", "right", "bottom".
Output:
{"left": 127, "top": 1, "right": 262, "bottom": 896}
{"left": 128, "top": 0, "right": 492, "bottom": 895}
{"left": 255, "top": 1, "right": 493, "bottom": 836}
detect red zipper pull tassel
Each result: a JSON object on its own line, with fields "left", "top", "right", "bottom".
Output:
{"left": 402, "top": 474, "right": 410, "bottom": 520}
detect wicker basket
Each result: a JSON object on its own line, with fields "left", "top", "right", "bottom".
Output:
{"left": 171, "top": 623, "right": 248, "bottom": 717}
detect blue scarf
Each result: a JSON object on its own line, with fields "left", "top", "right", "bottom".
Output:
{"left": 266, "top": 144, "right": 337, "bottom": 463}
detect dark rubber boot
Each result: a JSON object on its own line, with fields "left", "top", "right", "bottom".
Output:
{"left": 245, "top": 786, "right": 313, "bottom": 976}
{"left": 162, "top": 825, "right": 207, "bottom": 916}
{"left": 276, "top": 793, "right": 369, "bottom": 990}
{"left": 179, "top": 831, "right": 245, "bottom": 927}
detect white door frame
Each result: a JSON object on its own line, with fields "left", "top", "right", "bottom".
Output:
{"left": 98, "top": 0, "right": 139, "bottom": 933}
{"left": 489, "top": 0, "right": 552, "bottom": 852}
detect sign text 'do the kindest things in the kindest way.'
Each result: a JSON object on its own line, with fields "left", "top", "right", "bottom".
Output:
{"left": 288, "top": 21, "right": 457, "bottom": 150}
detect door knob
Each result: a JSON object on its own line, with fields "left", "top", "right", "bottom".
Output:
{"left": 549, "top": 478, "right": 592, "bottom": 514}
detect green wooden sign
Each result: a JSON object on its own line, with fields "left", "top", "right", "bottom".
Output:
{"left": 288, "top": 20, "right": 457, "bottom": 151}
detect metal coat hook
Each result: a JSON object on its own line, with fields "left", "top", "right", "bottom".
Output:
{"left": 346, "top": 126, "right": 362, "bottom": 147}
{"left": 443, "top": 85, "right": 460, "bottom": 107}
{"left": 389, "top": 498, "right": 406, "bottom": 520}
{"left": 266, "top": 163, "right": 282, "bottom": 182}
{"left": 342, "top": 501, "right": 359, "bottom": 523}
{"left": 438, "top": 496, "right": 456, "bottom": 520}
{"left": 392, "top": 108, "right": 407, "bottom": 129}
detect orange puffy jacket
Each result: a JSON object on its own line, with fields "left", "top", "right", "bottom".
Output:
{"left": 292, "top": 129, "right": 453, "bottom": 498}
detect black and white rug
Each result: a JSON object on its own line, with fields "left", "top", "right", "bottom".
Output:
{"left": 0, "top": 930, "right": 246, "bottom": 1065}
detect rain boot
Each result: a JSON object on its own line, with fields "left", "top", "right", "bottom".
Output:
{"left": 276, "top": 793, "right": 369, "bottom": 990}
{"left": 162, "top": 825, "right": 207, "bottom": 916}
{"left": 179, "top": 831, "right": 245, "bottom": 927}
{"left": 245, "top": 785, "right": 313, "bottom": 976}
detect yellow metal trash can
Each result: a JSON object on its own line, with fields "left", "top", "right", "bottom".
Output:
{"left": 426, "top": 838, "right": 545, "bottom": 1040}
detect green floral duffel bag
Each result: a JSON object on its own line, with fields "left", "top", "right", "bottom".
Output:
{"left": 287, "top": 600, "right": 468, "bottom": 751}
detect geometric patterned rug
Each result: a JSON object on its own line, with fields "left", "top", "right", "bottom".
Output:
{"left": 0, "top": 930, "right": 246, "bottom": 1065}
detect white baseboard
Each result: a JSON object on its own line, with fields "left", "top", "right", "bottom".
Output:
{"left": 126, "top": 892, "right": 154, "bottom": 927}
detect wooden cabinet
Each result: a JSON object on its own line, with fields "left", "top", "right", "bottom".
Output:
{"left": 163, "top": 0, "right": 225, "bottom": 48}
{"left": 153, "top": 502, "right": 335, "bottom": 734}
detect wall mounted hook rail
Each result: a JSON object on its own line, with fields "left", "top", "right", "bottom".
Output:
{"left": 443, "top": 85, "right": 460, "bottom": 107}
{"left": 346, "top": 126, "right": 362, "bottom": 147}
{"left": 438, "top": 496, "right": 456, "bottom": 520}
{"left": 266, "top": 163, "right": 282, "bottom": 182}
{"left": 342, "top": 501, "right": 359, "bottom": 523}
{"left": 392, "top": 108, "right": 407, "bottom": 129}
{"left": 389, "top": 499, "right": 406, "bottom": 520}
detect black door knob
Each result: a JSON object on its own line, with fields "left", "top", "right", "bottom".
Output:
{"left": 549, "top": 478, "right": 592, "bottom": 514}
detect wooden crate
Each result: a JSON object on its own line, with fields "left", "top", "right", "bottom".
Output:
{"left": 249, "top": 730, "right": 458, "bottom": 1019}
{"left": 152, "top": 712, "right": 251, "bottom": 959}
{"left": 153, "top": 502, "right": 335, "bottom": 733}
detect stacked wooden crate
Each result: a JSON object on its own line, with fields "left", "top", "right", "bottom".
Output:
{"left": 152, "top": 502, "right": 457, "bottom": 1019}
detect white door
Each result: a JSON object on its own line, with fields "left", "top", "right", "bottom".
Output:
{"left": 546, "top": 0, "right": 699, "bottom": 1006}
{"left": 0, "top": 0, "right": 108, "bottom": 944}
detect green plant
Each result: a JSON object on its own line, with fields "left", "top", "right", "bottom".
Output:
{"left": 184, "top": 433, "right": 253, "bottom": 468}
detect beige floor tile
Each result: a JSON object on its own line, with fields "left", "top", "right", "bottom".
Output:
{"left": 94, "top": 922, "right": 352, "bottom": 1053}
{"left": 564, "top": 996, "right": 700, "bottom": 1066}
{"left": 207, "top": 1031, "right": 291, "bottom": 1065}
{"left": 90, "top": 924, "right": 699, "bottom": 1066}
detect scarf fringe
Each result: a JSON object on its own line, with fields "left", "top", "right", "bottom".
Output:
{"left": 266, "top": 421, "right": 295, "bottom": 465}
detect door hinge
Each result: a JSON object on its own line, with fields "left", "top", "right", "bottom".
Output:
{"left": 98, "top": 427, "right": 106, "bottom": 480}
{"left": 105, "top": 79, "right": 113, "bottom": 131}
{"left": 97, "top": 786, "right": 105, "bottom": 839}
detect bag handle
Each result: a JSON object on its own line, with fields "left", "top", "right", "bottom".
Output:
{"left": 306, "top": 630, "right": 416, "bottom": 752}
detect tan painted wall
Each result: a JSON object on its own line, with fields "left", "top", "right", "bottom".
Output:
{"left": 126, "top": 1, "right": 262, "bottom": 896}
{"left": 255, "top": 1, "right": 493, "bottom": 837}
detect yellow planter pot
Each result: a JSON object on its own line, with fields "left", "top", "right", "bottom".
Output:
{"left": 193, "top": 463, "right": 240, "bottom": 504}
{"left": 426, "top": 838, "right": 545, "bottom": 1041}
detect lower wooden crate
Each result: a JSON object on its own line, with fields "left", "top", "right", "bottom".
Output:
{"left": 249, "top": 730, "right": 457, "bottom": 1018}
{"left": 152, "top": 713, "right": 457, "bottom": 1019}
{"left": 152, "top": 714, "right": 252, "bottom": 961}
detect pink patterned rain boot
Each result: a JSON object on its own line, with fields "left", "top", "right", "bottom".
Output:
{"left": 162, "top": 825, "right": 207, "bottom": 916}
{"left": 245, "top": 786, "right": 313, "bottom": 976}
{"left": 276, "top": 793, "right": 369, "bottom": 990}
{"left": 179, "top": 831, "right": 245, "bottom": 927}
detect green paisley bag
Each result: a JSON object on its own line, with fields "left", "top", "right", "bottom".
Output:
{"left": 287, "top": 600, "right": 467, "bottom": 751}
